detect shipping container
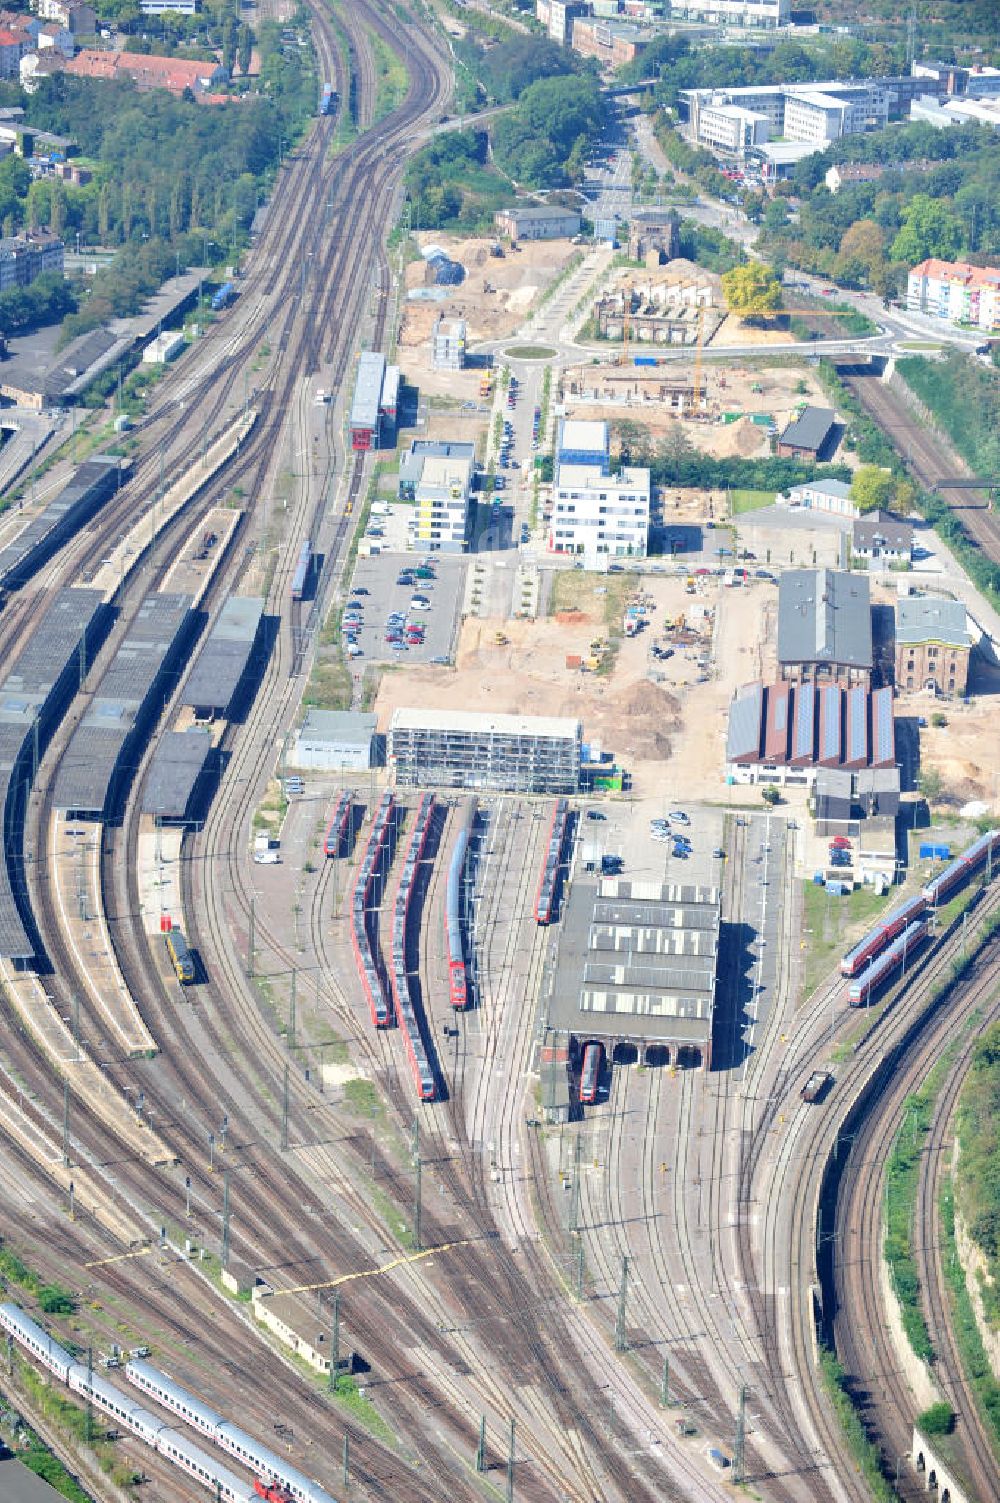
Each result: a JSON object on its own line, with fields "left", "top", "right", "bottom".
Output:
{"left": 919, "top": 842, "right": 951, "bottom": 860}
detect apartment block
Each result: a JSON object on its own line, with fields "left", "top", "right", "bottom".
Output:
{"left": 906, "top": 258, "right": 1000, "bottom": 332}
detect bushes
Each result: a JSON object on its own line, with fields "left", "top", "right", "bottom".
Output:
{"left": 918, "top": 1402, "right": 955, "bottom": 1436}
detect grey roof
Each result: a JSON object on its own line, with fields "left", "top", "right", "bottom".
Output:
{"left": 399, "top": 440, "right": 476, "bottom": 487}
{"left": 726, "top": 682, "right": 763, "bottom": 762}
{"left": 855, "top": 766, "right": 900, "bottom": 794}
{"left": 350, "top": 351, "right": 386, "bottom": 432}
{"left": 896, "top": 595, "right": 971, "bottom": 648}
{"left": 0, "top": 1457, "right": 69, "bottom": 1503}
{"left": 298, "top": 709, "right": 376, "bottom": 747}
{"left": 506, "top": 205, "right": 580, "bottom": 224}
{"left": 53, "top": 592, "right": 192, "bottom": 814}
{"left": 777, "top": 569, "right": 872, "bottom": 669}
{"left": 0, "top": 588, "right": 105, "bottom": 960}
{"left": 0, "top": 457, "right": 121, "bottom": 590}
{"left": 181, "top": 596, "right": 263, "bottom": 715}
{"left": 814, "top": 766, "right": 853, "bottom": 797}
{"left": 852, "top": 510, "right": 913, "bottom": 551}
{"left": 778, "top": 405, "right": 836, "bottom": 453}
{"left": 142, "top": 729, "right": 212, "bottom": 819}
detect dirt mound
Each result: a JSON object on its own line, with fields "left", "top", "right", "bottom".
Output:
{"left": 582, "top": 678, "right": 683, "bottom": 760}
{"left": 710, "top": 417, "right": 767, "bottom": 459}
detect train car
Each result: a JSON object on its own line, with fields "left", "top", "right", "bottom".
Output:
{"left": 210, "top": 281, "right": 237, "bottom": 313}
{"left": 389, "top": 793, "right": 437, "bottom": 1100}
{"left": 839, "top": 893, "right": 928, "bottom": 977}
{"left": 0, "top": 1301, "right": 73, "bottom": 1380}
{"left": 579, "top": 1041, "right": 602, "bottom": 1104}
{"left": 164, "top": 928, "right": 195, "bottom": 984}
{"left": 534, "top": 797, "right": 569, "bottom": 926}
{"left": 349, "top": 791, "right": 395, "bottom": 1027}
{"left": 290, "top": 540, "right": 313, "bottom": 603}
{"left": 126, "top": 1359, "right": 338, "bottom": 1503}
{"left": 319, "top": 83, "right": 337, "bottom": 116}
{"left": 323, "top": 791, "right": 352, "bottom": 858}
{"left": 922, "top": 828, "right": 1000, "bottom": 908}
{"left": 444, "top": 800, "right": 475, "bottom": 1008}
{"left": 847, "top": 917, "right": 929, "bottom": 1006}
{"left": 0, "top": 1306, "right": 258, "bottom": 1503}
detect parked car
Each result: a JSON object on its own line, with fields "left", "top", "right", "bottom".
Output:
{"left": 670, "top": 810, "right": 690, "bottom": 825}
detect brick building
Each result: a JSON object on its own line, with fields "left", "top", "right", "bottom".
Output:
{"left": 895, "top": 596, "right": 972, "bottom": 697}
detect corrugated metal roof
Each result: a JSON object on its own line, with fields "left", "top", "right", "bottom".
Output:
{"left": 53, "top": 593, "right": 192, "bottom": 813}
{"left": 726, "top": 681, "right": 763, "bottom": 763}
{"left": 181, "top": 595, "right": 263, "bottom": 715}
{"left": 0, "top": 457, "right": 121, "bottom": 590}
{"left": 142, "top": 729, "right": 212, "bottom": 819}
{"left": 818, "top": 683, "right": 842, "bottom": 765}
{"left": 844, "top": 685, "right": 868, "bottom": 767}
{"left": 349, "top": 351, "right": 386, "bottom": 432}
{"left": 777, "top": 569, "right": 872, "bottom": 669}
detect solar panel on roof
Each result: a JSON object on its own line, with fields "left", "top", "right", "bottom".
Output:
{"left": 872, "top": 687, "right": 894, "bottom": 765}
{"left": 820, "top": 686, "right": 841, "bottom": 761}
{"left": 793, "top": 686, "right": 815, "bottom": 759}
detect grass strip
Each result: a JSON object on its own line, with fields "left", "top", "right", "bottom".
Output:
{"left": 817, "top": 1347, "right": 898, "bottom": 1503}
{"left": 939, "top": 1175, "right": 1000, "bottom": 1454}
{"left": 884, "top": 1042, "right": 963, "bottom": 1363}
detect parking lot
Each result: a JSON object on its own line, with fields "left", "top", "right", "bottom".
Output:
{"left": 347, "top": 550, "right": 468, "bottom": 666}
{"left": 573, "top": 797, "right": 726, "bottom": 892}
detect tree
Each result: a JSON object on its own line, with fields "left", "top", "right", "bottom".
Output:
{"left": 836, "top": 219, "right": 885, "bottom": 287}
{"left": 917, "top": 767, "right": 943, "bottom": 803}
{"left": 721, "top": 260, "right": 782, "bottom": 321}
{"left": 850, "top": 465, "right": 895, "bottom": 513}
{"left": 761, "top": 786, "right": 781, "bottom": 805}
{"left": 890, "top": 193, "right": 964, "bottom": 265}
{"left": 918, "top": 1403, "right": 954, "bottom": 1437}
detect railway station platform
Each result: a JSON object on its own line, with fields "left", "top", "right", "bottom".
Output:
{"left": 49, "top": 812, "right": 157, "bottom": 1058}
{"left": 0, "top": 958, "right": 173, "bottom": 1166}
{"left": 136, "top": 822, "right": 185, "bottom": 937}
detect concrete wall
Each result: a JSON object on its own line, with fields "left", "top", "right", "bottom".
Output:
{"left": 879, "top": 1247, "right": 939, "bottom": 1410}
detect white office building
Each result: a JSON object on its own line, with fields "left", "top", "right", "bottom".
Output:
{"left": 668, "top": 0, "right": 789, "bottom": 26}
{"left": 683, "top": 78, "right": 911, "bottom": 156}
{"left": 408, "top": 451, "right": 473, "bottom": 553}
{"left": 550, "top": 463, "right": 651, "bottom": 564}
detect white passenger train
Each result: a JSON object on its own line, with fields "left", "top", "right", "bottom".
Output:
{"left": 0, "top": 1303, "right": 338, "bottom": 1503}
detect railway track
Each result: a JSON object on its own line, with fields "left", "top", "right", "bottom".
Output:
{"left": 842, "top": 371, "right": 1000, "bottom": 570}
{"left": 831, "top": 939, "right": 1000, "bottom": 1503}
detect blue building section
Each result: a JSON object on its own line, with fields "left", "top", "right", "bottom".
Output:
{"left": 556, "top": 419, "right": 609, "bottom": 472}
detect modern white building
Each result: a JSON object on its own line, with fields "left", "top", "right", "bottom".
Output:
{"left": 906, "top": 258, "right": 1000, "bottom": 333}
{"left": 142, "top": 330, "right": 185, "bottom": 364}
{"left": 683, "top": 77, "right": 921, "bottom": 157}
{"left": 550, "top": 462, "right": 651, "bottom": 563}
{"left": 783, "top": 478, "right": 857, "bottom": 518}
{"left": 909, "top": 93, "right": 1000, "bottom": 131}
{"left": 291, "top": 710, "right": 376, "bottom": 770}
{"left": 668, "top": 0, "right": 789, "bottom": 25}
{"left": 407, "top": 450, "right": 473, "bottom": 553}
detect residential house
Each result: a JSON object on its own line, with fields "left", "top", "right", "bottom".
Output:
{"left": 852, "top": 511, "right": 914, "bottom": 563}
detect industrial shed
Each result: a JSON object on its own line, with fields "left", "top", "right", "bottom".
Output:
{"left": 142, "top": 728, "right": 213, "bottom": 822}
{"left": 550, "top": 877, "right": 721, "bottom": 1067}
{"left": 53, "top": 592, "right": 193, "bottom": 819}
{"left": 777, "top": 568, "right": 873, "bottom": 686}
{"left": 0, "top": 456, "right": 123, "bottom": 592}
{"left": 776, "top": 405, "right": 838, "bottom": 459}
{"left": 290, "top": 710, "right": 376, "bottom": 771}
{"left": 181, "top": 595, "right": 264, "bottom": 720}
{"left": 0, "top": 587, "right": 107, "bottom": 964}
